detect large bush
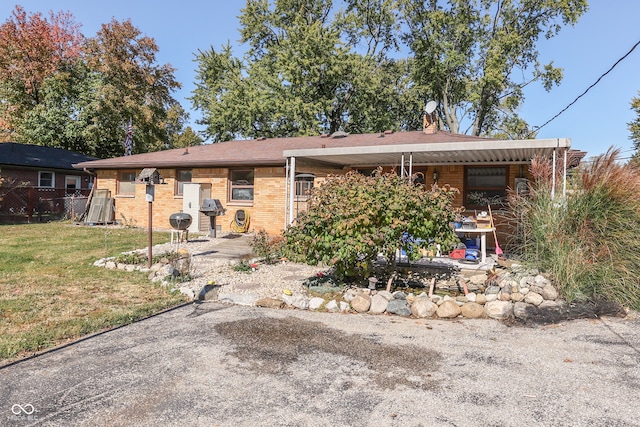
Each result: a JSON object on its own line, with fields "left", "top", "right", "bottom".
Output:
{"left": 509, "top": 148, "right": 640, "bottom": 310}
{"left": 283, "top": 170, "right": 460, "bottom": 280}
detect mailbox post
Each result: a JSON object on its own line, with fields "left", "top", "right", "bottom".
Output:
{"left": 136, "top": 168, "right": 164, "bottom": 268}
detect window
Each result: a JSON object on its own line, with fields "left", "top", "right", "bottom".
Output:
{"left": 465, "top": 166, "right": 508, "bottom": 208}
{"left": 295, "top": 174, "right": 315, "bottom": 200}
{"left": 229, "top": 170, "right": 254, "bottom": 202}
{"left": 38, "top": 171, "right": 55, "bottom": 188}
{"left": 65, "top": 175, "right": 81, "bottom": 191}
{"left": 175, "top": 169, "right": 192, "bottom": 196}
{"left": 117, "top": 170, "right": 137, "bottom": 196}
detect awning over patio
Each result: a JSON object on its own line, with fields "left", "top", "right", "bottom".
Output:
{"left": 283, "top": 138, "right": 571, "bottom": 167}
{"left": 283, "top": 138, "right": 573, "bottom": 227}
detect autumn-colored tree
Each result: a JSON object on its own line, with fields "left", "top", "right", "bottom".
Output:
{"left": 0, "top": 6, "right": 83, "bottom": 135}
{"left": 81, "top": 18, "right": 183, "bottom": 156}
{"left": 1, "top": 9, "right": 185, "bottom": 158}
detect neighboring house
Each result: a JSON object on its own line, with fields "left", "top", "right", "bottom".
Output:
{"left": 0, "top": 142, "right": 98, "bottom": 223}
{"left": 74, "top": 121, "right": 583, "bottom": 239}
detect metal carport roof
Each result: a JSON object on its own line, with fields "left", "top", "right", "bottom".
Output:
{"left": 283, "top": 138, "right": 572, "bottom": 167}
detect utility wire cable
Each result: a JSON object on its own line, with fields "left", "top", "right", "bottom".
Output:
{"left": 529, "top": 39, "right": 640, "bottom": 137}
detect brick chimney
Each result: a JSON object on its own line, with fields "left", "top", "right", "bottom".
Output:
{"left": 423, "top": 112, "right": 437, "bottom": 134}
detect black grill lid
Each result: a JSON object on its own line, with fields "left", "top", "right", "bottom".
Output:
{"left": 200, "top": 199, "right": 226, "bottom": 215}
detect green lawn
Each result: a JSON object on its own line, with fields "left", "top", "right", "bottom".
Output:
{"left": 0, "top": 223, "right": 187, "bottom": 362}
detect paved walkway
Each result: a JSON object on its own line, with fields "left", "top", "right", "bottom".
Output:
{"left": 1, "top": 304, "right": 638, "bottom": 426}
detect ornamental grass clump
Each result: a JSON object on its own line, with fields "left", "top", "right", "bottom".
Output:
{"left": 282, "top": 169, "right": 460, "bottom": 282}
{"left": 509, "top": 148, "right": 640, "bottom": 310}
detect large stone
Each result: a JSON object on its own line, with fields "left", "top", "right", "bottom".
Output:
{"left": 411, "top": 297, "right": 437, "bottom": 318}
{"left": 290, "top": 295, "right": 309, "bottom": 310}
{"left": 461, "top": 302, "right": 485, "bottom": 319}
{"left": 510, "top": 292, "right": 524, "bottom": 302}
{"left": 485, "top": 293, "right": 498, "bottom": 302}
{"left": 485, "top": 300, "right": 514, "bottom": 320}
{"left": 520, "top": 275, "right": 535, "bottom": 288}
{"left": 499, "top": 290, "right": 511, "bottom": 301}
{"left": 524, "top": 292, "right": 544, "bottom": 306}
{"left": 475, "top": 294, "right": 487, "bottom": 305}
{"left": 501, "top": 282, "right": 513, "bottom": 294}
{"left": 198, "top": 284, "right": 220, "bottom": 301}
{"left": 514, "top": 301, "right": 532, "bottom": 319}
{"left": 351, "top": 294, "right": 371, "bottom": 313}
{"left": 485, "top": 285, "right": 501, "bottom": 295}
{"left": 465, "top": 292, "right": 477, "bottom": 303}
{"left": 386, "top": 299, "right": 411, "bottom": 316}
{"left": 342, "top": 288, "right": 358, "bottom": 303}
{"left": 469, "top": 274, "right": 487, "bottom": 286}
{"left": 369, "top": 294, "right": 389, "bottom": 314}
{"left": 339, "top": 301, "right": 350, "bottom": 312}
{"left": 105, "top": 261, "right": 116, "bottom": 269}
{"left": 376, "top": 290, "right": 394, "bottom": 301}
{"left": 255, "top": 297, "right": 285, "bottom": 309}
{"left": 539, "top": 300, "right": 562, "bottom": 310}
{"left": 178, "top": 286, "right": 195, "bottom": 300}
{"left": 436, "top": 300, "right": 462, "bottom": 318}
{"left": 325, "top": 299, "right": 339, "bottom": 312}
{"left": 535, "top": 274, "right": 551, "bottom": 286}
{"left": 541, "top": 284, "right": 559, "bottom": 301}
{"left": 308, "top": 297, "right": 325, "bottom": 310}
{"left": 529, "top": 284, "right": 543, "bottom": 294}
{"left": 393, "top": 291, "right": 407, "bottom": 300}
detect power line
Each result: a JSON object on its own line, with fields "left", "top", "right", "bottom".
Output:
{"left": 529, "top": 38, "right": 640, "bottom": 137}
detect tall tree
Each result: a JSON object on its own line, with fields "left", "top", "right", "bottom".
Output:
{"left": 191, "top": 0, "right": 421, "bottom": 142}
{"left": 0, "top": 6, "right": 83, "bottom": 138}
{"left": 401, "top": 0, "right": 588, "bottom": 137}
{"left": 82, "top": 18, "right": 182, "bottom": 156}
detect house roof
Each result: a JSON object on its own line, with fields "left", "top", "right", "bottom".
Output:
{"left": 73, "top": 130, "right": 574, "bottom": 170}
{"left": 1, "top": 142, "right": 99, "bottom": 171}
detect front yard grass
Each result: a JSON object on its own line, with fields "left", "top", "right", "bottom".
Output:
{"left": 0, "top": 222, "right": 187, "bottom": 363}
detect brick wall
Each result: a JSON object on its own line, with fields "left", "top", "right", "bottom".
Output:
{"left": 94, "top": 163, "right": 533, "bottom": 238}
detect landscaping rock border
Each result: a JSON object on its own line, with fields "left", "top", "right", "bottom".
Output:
{"left": 94, "top": 242, "right": 587, "bottom": 322}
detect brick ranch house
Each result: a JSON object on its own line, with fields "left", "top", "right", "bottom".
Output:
{"left": 73, "top": 124, "right": 580, "bottom": 244}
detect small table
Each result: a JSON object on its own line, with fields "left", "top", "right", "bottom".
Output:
{"left": 454, "top": 227, "right": 495, "bottom": 264}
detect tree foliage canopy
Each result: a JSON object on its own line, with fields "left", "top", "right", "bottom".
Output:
{"left": 402, "top": 0, "right": 587, "bottom": 137}
{"left": 629, "top": 91, "right": 640, "bottom": 154}
{"left": 192, "top": 0, "right": 587, "bottom": 142}
{"left": 0, "top": 7, "right": 191, "bottom": 157}
{"left": 191, "top": 0, "right": 422, "bottom": 142}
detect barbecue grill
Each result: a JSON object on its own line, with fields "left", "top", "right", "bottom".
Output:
{"left": 199, "top": 198, "right": 226, "bottom": 237}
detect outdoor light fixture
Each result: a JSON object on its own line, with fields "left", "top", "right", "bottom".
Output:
{"left": 433, "top": 169, "right": 438, "bottom": 182}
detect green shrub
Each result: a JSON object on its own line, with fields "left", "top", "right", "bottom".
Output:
{"left": 282, "top": 169, "right": 460, "bottom": 281}
{"left": 509, "top": 148, "right": 640, "bottom": 310}
{"left": 251, "top": 229, "right": 284, "bottom": 264}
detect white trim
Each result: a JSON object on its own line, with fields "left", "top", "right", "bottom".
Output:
{"left": 283, "top": 138, "right": 571, "bottom": 160}
{"left": 38, "top": 171, "right": 55, "bottom": 188}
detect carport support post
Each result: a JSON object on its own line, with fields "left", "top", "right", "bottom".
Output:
{"left": 288, "top": 156, "right": 296, "bottom": 227}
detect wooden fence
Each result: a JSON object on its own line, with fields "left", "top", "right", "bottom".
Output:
{"left": 0, "top": 186, "right": 91, "bottom": 224}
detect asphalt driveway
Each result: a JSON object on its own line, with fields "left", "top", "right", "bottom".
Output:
{"left": 1, "top": 303, "right": 639, "bottom": 426}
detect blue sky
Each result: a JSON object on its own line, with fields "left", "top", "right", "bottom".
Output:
{"left": 1, "top": 1, "right": 639, "bottom": 158}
